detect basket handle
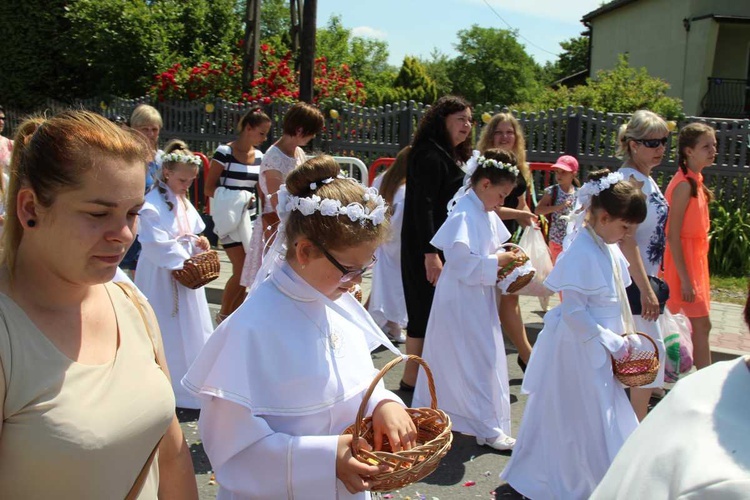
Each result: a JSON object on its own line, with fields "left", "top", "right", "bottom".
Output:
{"left": 500, "top": 243, "right": 528, "bottom": 257}
{"left": 622, "top": 332, "right": 660, "bottom": 362}
{"left": 351, "top": 355, "right": 438, "bottom": 456}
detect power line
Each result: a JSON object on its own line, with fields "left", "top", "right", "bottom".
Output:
{"left": 481, "top": 0, "right": 560, "bottom": 58}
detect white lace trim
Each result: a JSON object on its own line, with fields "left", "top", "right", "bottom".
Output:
{"left": 497, "top": 260, "right": 536, "bottom": 294}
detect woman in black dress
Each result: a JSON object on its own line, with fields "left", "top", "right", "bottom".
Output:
{"left": 400, "top": 95, "right": 473, "bottom": 390}
{"left": 477, "top": 113, "right": 538, "bottom": 370}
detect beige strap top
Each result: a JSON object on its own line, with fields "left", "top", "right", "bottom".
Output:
{"left": 0, "top": 282, "right": 175, "bottom": 499}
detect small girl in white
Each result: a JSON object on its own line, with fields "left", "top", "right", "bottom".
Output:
{"left": 135, "top": 140, "right": 213, "bottom": 410}
{"left": 183, "top": 156, "right": 415, "bottom": 499}
{"left": 501, "top": 169, "right": 647, "bottom": 499}
{"left": 412, "top": 149, "right": 522, "bottom": 451}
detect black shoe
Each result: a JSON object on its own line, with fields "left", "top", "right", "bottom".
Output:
{"left": 399, "top": 380, "right": 415, "bottom": 392}
{"left": 517, "top": 356, "right": 527, "bottom": 373}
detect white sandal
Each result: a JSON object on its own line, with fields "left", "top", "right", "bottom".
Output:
{"left": 477, "top": 434, "right": 516, "bottom": 451}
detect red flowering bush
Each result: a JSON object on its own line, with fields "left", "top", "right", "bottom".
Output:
{"left": 149, "top": 44, "right": 366, "bottom": 105}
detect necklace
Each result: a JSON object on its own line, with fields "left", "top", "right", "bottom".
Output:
{"left": 290, "top": 300, "right": 344, "bottom": 356}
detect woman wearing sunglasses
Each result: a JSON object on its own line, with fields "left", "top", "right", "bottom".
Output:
{"left": 616, "top": 109, "right": 670, "bottom": 420}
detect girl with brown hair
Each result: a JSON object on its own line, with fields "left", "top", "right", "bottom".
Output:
{"left": 664, "top": 122, "right": 716, "bottom": 370}
{"left": 185, "top": 155, "right": 414, "bottom": 498}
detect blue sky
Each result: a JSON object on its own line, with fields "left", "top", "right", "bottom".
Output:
{"left": 317, "top": 0, "right": 604, "bottom": 67}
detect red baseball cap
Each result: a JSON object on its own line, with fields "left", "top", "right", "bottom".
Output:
{"left": 552, "top": 155, "right": 579, "bottom": 173}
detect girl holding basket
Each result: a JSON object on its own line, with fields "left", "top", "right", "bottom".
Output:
{"left": 184, "top": 156, "right": 416, "bottom": 499}
{"left": 501, "top": 169, "right": 647, "bottom": 499}
{"left": 412, "top": 149, "right": 521, "bottom": 451}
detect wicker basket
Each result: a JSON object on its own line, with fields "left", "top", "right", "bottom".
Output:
{"left": 342, "top": 355, "right": 453, "bottom": 492}
{"left": 611, "top": 332, "right": 660, "bottom": 387}
{"left": 496, "top": 243, "right": 536, "bottom": 294}
{"left": 172, "top": 250, "right": 221, "bottom": 289}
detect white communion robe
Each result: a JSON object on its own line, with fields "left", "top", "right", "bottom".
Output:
{"left": 412, "top": 189, "right": 512, "bottom": 440}
{"left": 591, "top": 357, "right": 750, "bottom": 499}
{"left": 500, "top": 228, "right": 639, "bottom": 499}
{"left": 182, "top": 261, "right": 405, "bottom": 500}
{"left": 135, "top": 186, "right": 214, "bottom": 409}
{"left": 367, "top": 177, "right": 408, "bottom": 328}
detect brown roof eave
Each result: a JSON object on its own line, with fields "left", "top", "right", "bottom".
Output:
{"left": 581, "top": 0, "right": 640, "bottom": 23}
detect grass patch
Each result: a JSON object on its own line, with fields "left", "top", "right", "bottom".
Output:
{"left": 711, "top": 275, "right": 748, "bottom": 305}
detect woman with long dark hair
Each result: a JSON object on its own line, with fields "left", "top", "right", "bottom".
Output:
{"left": 400, "top": 95, "right": 473, "bottom": 390}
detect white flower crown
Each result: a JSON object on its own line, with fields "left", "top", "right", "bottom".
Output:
{"left": 576, "top": 171, "right": 624, "bottom": 208}
{"left": 465, "top": 150, "right": 520, "bottom": 177}
{"left": 276, "top": 181, "right": 388, "bottom": 225}
{"left": 161, "top": 152, "right": 202, "bottom": 166}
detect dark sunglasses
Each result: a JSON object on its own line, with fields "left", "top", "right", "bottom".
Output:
{"left": 312, "top": 240, "right": 377, "bottom": 283}
{"left": 635, "top": 137, "right": 668, "bottom": 148}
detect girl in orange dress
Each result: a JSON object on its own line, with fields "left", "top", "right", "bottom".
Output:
{"left": 663, "top": 122, "right": 715, "bottom": 370}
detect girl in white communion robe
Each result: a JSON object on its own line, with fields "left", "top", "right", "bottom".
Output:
{"left": 412, "top": 149, "right": 521, "bottom": 451}
{"left": 183, "top": 156, "right": 416, "bottom": 500}
{"left": 500, "top": 169, "right": 647, "bottom": 499}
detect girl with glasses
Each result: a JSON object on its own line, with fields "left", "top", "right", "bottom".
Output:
{"left": 184, "top": 156, "right": 415, "bottom": 499}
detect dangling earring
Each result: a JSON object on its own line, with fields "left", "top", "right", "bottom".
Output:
{"left": 27, "top": 220, "right": 36, "bottom": 228}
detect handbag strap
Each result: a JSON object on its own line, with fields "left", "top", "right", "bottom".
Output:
{"left": 113, "top": 282, "right": 165, "bottom": 500}
{"left": 585, "top": 226, "right": 636, "bottom": 334}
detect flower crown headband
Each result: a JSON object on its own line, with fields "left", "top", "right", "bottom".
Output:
{"left": 464, "top": 150, "right": 520, "bottom": 177}
{"left": 161, "top": 151, "right": 202, "bottom": 166}
{"left": 276, "top": 177, "right": 388, "bottom": 226}
{"left": 576, "top": 171, "right": 624, "bottom": 209}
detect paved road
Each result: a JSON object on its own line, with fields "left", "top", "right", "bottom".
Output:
{"left": 182, "top": 251, "right": 747, "bottom": 499}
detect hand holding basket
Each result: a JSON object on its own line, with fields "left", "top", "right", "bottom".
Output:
{"left": 496, "top": 243, "right": 536, "bottom": 294}
{"left": 342, "top": 355, "right": 453, "bottom": 492}
{"left": 172, "top": 249, "right": 221, "bottom": 289}
{"left": 611, "top": 332, "right": 660, "bottom": 387}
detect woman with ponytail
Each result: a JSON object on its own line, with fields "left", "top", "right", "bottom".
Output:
{"left": 0, "top": 111, "right": 197, "bottom": 498}
{"left": 136, "top": 139, "right": 214, "bottom": 409}
{"left": 664, "top": 122, "right": 716, "bottom": 370}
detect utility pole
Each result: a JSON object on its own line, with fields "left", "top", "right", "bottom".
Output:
{"left": 299, "top": 0, "right": 317, "bottom": 103}
{"left": 289, "top": 0, "right": 302, "bottom": 58}
{"left": 242, "top": 0, "right": 262, "bottom": 93}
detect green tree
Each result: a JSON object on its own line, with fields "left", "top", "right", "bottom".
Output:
{"left": 0, "top": 0, "right": 71, "bottom": 109}
{"left": 513, "top": 55, "right": 683, "bottom": 119}
{"left": 419, "top": 49, "right": 455, "bottom": 98}
{"left": 450, "top": 25, "right": 541, "bottom": 106}
{"left": 258, "top": 0, "right": 292, "bottom": 50}
{"left": 316, "top": 15, "right": 395, "bottom": 105}
{"left": 542, "top": 35, "right": 590, "bottom": 84}
{"left": 390, "top": 57, "right": 438, "bottom": 104}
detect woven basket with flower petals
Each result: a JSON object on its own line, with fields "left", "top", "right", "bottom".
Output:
{"left": 342, "top": 355, "right": 452, "bottom": 492}
{"left": 172, "top": 250, "right": 221, "bottom": 289}
{"left": 496, "top": 243, "right": 536, "bottom": 294}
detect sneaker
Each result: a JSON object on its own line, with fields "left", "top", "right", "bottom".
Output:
{"left": 476, "top": 434, "right": 516, "bottom": 451}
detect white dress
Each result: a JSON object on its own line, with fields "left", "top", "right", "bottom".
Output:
{"left": 619, "top": 166, "right": 668, "bottom": 388}
{"left": 500, "top": 228, "right": 639, "bottom": 500}
{"left": 240, "top": 144, "right": 307, "bottom": 287}
{"left": 135, "top": 185, "right": 214, "bottom": 409}
{"left": 592, "top": 357, "right": 750, "bottom": 499}
{"left": 183, "top": 261, "right": 404, "bottom": 500}
{"left": 367, "top": 175, "right": 408, "bottom": 328}
{"left": 412, "top": 189, "right": 512, "bottom": 439}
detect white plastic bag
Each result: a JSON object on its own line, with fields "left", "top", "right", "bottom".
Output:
{"left": 661, "top": 308, "right": 694, "bottom": 382}
{"left": 512, "top": 225, "right": 554, "bottom": 297}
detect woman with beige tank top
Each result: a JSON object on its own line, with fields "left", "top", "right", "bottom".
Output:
{"left": 0, "top": 111, "right": 198, "bottom": 499}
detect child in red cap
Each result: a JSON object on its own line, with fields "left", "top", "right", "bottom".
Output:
{"left": 534, "top": 155, "right": 580, "bottom": 262}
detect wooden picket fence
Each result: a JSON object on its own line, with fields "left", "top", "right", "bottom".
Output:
{"left": 4, "top": 97, "right": 749, "bottom": 205}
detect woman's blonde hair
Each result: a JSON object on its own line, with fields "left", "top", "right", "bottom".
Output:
{"left": 129, "top": 104, "right": 163, "bottom": 129}
{"left": 284, "top": 156, "right": 390, "bottom": 256}
{"left": 2, "top": 110, "right": 150, "bottom": 274}
{"left": 616, "top": 110, "right": 669, "bottom": 163}
{"left": 476, "top": 113, "right": 531, "bottom": 185}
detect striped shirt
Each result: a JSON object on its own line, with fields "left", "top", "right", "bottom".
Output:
{"left": 212, "top": 144, "right": 263, "bottom": 192}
